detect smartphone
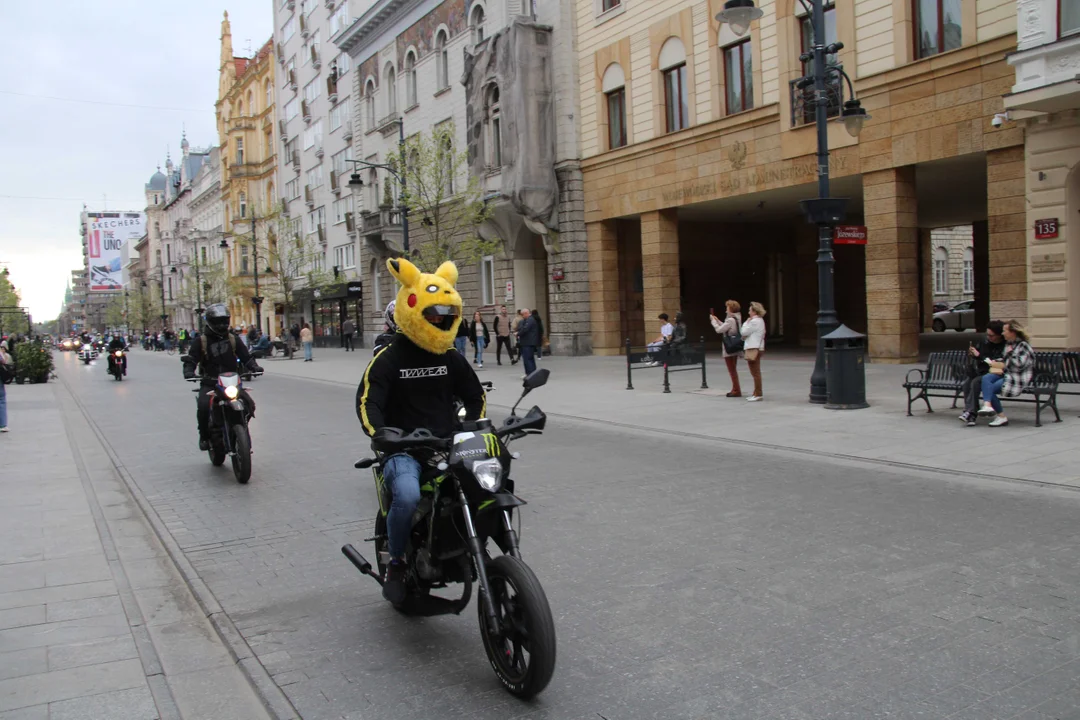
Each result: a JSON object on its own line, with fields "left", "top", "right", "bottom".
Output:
{"left": 710, "top": 307, "right": 715, "bottom": 316}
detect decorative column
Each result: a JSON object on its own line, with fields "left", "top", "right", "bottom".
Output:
{"left": 986, "top": 147, "right": 1028, "bottom": 324}
{"left": 863, "top": 166, "right": 919, "bottom": 362}
{"left": 587, "top": 220, "right": 622, "bottom": 355}
{"left": 640, "top": 209, "right": 681, "bottom": 341}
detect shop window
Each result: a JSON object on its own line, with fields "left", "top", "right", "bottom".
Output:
{"left": 934, "top": 247, "right": 948, "bottom": 295}
{"left": 602, "top": 63, "right": 627, "bottom": 149}
{"left": 915, "top": 0, "right": 962, "bottom": 59}
{"left": 480, "top": 256, "right": 495, "bottom": 306}
{"left": 723, "top": 39, "right": 754, "bottom": 115}
{"left": 659, "top": 38, "right": 688, "bottom": 133}
{"left": 963, "top": 248, "right": 974, "bottom": 294}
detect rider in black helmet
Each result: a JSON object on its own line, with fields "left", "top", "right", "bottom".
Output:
{"left": 372, "top": 301, "right": 398, "bottom": 354}
{"left": 182, "top": 304, "right": 263, "bottom": 450}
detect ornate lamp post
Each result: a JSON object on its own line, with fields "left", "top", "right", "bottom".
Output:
{"left": 717, "top": 0, "right": 869, "bottom": 404}
{"left": 347, "top": 119, "right": 410, "bottom": 253}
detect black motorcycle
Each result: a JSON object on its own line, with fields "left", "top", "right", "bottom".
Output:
{"left": 187, "top": 371, "right": 260, "bottom": 483}
{"left": 343, "top": 369, "right": 555, "bottom": 698}
{"left": 107, "top": 348, "right": 126, "bottom": 381}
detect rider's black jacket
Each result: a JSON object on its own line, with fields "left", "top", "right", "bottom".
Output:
{"left": 108, "top": 337, "right": 126, "bottom": 351}
{"left": 183, "top": 334, "right": 259, "bottom": 385}
{"left": 357, "top": 334, "right": 486, "bottom": 439}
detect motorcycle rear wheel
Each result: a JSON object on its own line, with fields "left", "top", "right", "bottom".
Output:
{"left": 478, "top": 555, "right": 556, "bottom": 699}
{"left": 208, "top": 437, "right": 227, "bottom": 466}
{"left": 231, "top": 424, "right": 251, "bottom": 484}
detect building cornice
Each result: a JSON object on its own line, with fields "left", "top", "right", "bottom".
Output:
{"left": 333, "top": 0, "right": 428, "bottom": 57}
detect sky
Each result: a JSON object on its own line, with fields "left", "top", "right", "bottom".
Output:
{"left": 0, "top": 0, "right": 273, "bottom": 320}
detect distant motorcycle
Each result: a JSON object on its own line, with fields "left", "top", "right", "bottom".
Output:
{"left": 79, "top": 345, "right": 95, "bottom": 365}
{"left": 187, "top": 370, "right": 261, "bottom": 483}
{"left": 108, "top": 349, "right": 126, "bottom": 381}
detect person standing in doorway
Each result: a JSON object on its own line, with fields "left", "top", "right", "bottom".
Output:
{"left": 342, "top": 317, "right": 356, "bottom": 352}
{"left": 300, "top": 322, "right": 314, "bottom": 362}
{"left": 493, "top": 305, "right": 516, "bottom": 365}
{"left": 740, "top": 302, "right": 767, "bottom": 402}
{"left": 710, "top": 300, "right": 743, "bottom": 397}
{"left": 516, "top": 308, "right": 540, "bottom": 376}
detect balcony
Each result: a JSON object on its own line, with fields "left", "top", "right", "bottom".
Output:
{"left": 288, "top": 69, "right": 298, "bottom": 92}
{"left": 311, "top": 45, "right": 321, "bottom": 69}
{"left": 344, "top": 211, "right": 354, "bottom": 232}
{"left": 276, "top": 42, "right": 284, "bottom": 63}
{"left": 327, "top": 76, "right": 338, "bottom": 103}
{"left": 227, "top": 115, "right": 257, "bottom": 132}
{"left": 316, "top": 224, "right": 326, "bottom": 245}
{"left": 361, "top": 208, "right": 401, "bottom": 235}
{"left": 343, "top": 120, "right": 353, "bottom": 141}
{"left": 229, "top": 157, "right": 275, "bottom": 179}
{"left": 301, "top": 99, "right": 311, "bottom": 123}
{"left": 315, "top": 145, "right": 324, "bottom": 159}
{"left": 279, "top": 118, "right": 287, "bottom": 136}
{"left": 291, "top": 149, "right": 301, "bottom": 169}
{"left": 330, "top": 170, "right": 341, "bottom": 194}
{"left": 305, "top": 184, "right": 315, "bottom": 207}
{"left": 375, "top": 112, "right": 402, "bottom": 137}
{"left": 300, "top": 14, "right": 309, "bottom": 38}
{"left": 789, "top": 72, "right": 843, "bottom": 129}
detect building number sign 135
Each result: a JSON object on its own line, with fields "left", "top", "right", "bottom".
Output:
{"left": 1034, "top": 218, "right": 1058, "bottom": 240}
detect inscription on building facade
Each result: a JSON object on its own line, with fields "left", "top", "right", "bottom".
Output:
{"left": 661, "top": 156, "right": 850, "bottom": 204}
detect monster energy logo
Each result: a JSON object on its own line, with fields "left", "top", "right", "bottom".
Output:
{"left": 483, "top": 434, "right": 500, "bottom": 457}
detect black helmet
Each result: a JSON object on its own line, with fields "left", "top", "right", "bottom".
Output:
{"left": 203, "top": 303, "right": 231, "bottom": 339}
{"left": 384, "top": 301, "right": 398, "bottom": 333}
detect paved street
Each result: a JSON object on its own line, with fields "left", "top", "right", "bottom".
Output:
{"left": 20, "top": 347, "right": 1080, "bottom": 719}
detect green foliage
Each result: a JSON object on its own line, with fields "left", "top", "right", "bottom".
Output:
{"left": 103, "top": 296, "right": 127, "bottom": 329}
{"left": 0, "top": 270, "right": 19, "bottom": 310}
{"left": 262, "top": 202, "right": 334, "bottom": 322}
{"left": 390, "top": 124, "right": 500, "bottom": 269}
{"left": 13, "top": 341, "right": 53, "bottom": 383}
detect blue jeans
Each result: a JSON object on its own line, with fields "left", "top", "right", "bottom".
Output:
{"left": 454, "top": 337, "right": 467, "bottom": 355}
{"left": 0, "top": 381, "right": 7, "bottom": 428}
{"left": 383, "top": 454, "right": 422, "bottom": 560}
{"left": 474, "top": 341, "right": 484, "bottom": 364}
{"left": 520, "top": 345, "right": 536, "bottom": 375}
{"left": 303, "top": 341, "right": 313, "bottom": 361}
{"left": 981, "top": 373, "right": 1005, "bottom": 413}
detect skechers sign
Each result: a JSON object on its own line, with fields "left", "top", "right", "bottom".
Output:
{"left": 85, "top": 212, "right": 146, "bottom": 292}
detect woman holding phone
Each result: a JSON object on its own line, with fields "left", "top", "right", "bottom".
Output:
{"left": 976, "top": 320, "right": 1034, "bottom": 427}
{"left": 710, "top": 300, "right": 743, "bottom": 397}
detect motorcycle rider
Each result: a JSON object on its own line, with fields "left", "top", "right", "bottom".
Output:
{"left": 356, "top": 258, "right": 486, "bottom": 605}
{"left": 371, "top": 301, "right": 398, "bottom": 354}
{"left": 183, "top": 304, "right": 262, "bottom": 451}
{"left": 106, "top": 335, "right": 128, "bottom": 375}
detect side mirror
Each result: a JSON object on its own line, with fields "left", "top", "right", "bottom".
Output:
{"left": 522, "top": 368, "right": 550, "bottom": 391}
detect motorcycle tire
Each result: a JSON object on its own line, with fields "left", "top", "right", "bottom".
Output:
{"left": 231, "top": 424, "right": 252, "bottom": 484}
{"left": 208, "top": 439, "right": 227, "bottom": 467}
{"left": 477, "top": 555, "right": 556, "bottom": 699}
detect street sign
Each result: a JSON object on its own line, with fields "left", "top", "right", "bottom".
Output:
{"left": 551, "top": 267, "right": 565, "bottom": 281}
{"left": 505, "top": 281, "right": 513, "bottom": 302}
{"left": 1035, "top": 218, "right": 1059, "bottom": 240}
{"left": 834, "top": 225, "right": 868, "bottom": 245}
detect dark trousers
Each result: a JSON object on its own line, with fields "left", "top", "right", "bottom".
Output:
{"left": 496, "top": 335, "right": 514, "bottom": 363}
{"left": 343, "top": 333, "right": 354, "bottom": 351}
{"left": 520, "top": 345, "right": 537, "bottom": 375}
{"left": 724, "top": 356, "right": 741, "bottom": 394}
{"left": 962, "top": 375, "right": 983, "bottom": 414}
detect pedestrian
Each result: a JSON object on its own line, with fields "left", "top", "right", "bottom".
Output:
{"left": 290, "top": 323, "right": 301, "bottom": 354}
{"left": 740, "top": 302, "right": 767, "bottom": 402}
{"left": 469, "top": 310, "right": 490, "bottom": 368}
{"left": 516, "top": 308, "right": 540, "bottom": 376}
{"left": 300, "top": 322, "right": 314, "bottom": 362}
{"left": 0, "top": 340, "right": 11, "bottom": 432}
{"left": 976, "top": 320, "right": 1034, "bottom": 428}
{"left": 454, "top": 314, "right": 469, "bottom": 355}
{"left": 342, "top": 317, "right": 356, "bottom": 352}
{"left": 532, "top": 309, "right": 546, "bottom": 360}
{"left": 710, "top": 300, "right": 743, "bottom": 397}
{"left": 959, "top": 320, "right": 1006, "bottom": 426}
{"left": 493, "top": 305, "right": 516, "bottom": 365}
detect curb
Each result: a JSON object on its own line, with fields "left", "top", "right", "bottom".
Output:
{"left": 58, "top": 374, "right": 300, "bottom": 720}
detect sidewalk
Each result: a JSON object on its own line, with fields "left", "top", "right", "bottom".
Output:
{"left": 250, "top": 345, "right": 1080, "bottom": 488}
{"left": 0, "top": 381, "right": 275, "bottom": 719}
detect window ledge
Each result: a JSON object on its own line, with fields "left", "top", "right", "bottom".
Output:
{"left": 434, "top": 86, "right": 452, "bottom": 98}
{"left": 404, "top": 103, "right": 420, "bottom": 114}
{"left": 595, "top": 3, "right": 625, "bottom": 25}
{"left": 485, "top": 166, "right": 502, "bottom": 177}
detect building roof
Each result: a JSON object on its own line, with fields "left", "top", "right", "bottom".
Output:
{"left": 146, "top": 169, "right": 167, "bottom": 192}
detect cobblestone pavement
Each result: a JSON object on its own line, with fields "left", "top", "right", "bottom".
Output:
{"left": 55, "top": 349, "right": 1080, "bottom": 719}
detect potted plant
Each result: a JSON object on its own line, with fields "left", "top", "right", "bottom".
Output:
{"left": 13, "top": 341, "right": 54, "bottom": 384}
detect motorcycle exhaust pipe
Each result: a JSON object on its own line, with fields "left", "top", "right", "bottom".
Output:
{"left": 341, "top": 544, "right": 383, "bottom": 585}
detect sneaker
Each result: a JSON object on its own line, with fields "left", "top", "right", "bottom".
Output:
{"left": 989, "top": 416, "right": 1009, "bottom": 427}
{"left": 746, "top": 396, "right": 763, "bottom": 402}
{"left": 0, "top": 427, "right": 8, "bottom": 433}
{"left": 977, "top": 404, "right": 996, "bottom": 416}
{"left": 958, "top": 412, "right": 970, "bottom": 421}
{"left": 965, "top": 418, "right": 977, "bottom": 427}
{"left": 198, "top": 438, "right": 209, "bottom": 451}
{"left": 477, "top": 363, "right": 484, "bottom": 369}
{"left": 382, "top": 560, "right": 407, "bottom": 606}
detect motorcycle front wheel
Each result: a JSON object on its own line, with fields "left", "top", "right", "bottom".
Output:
{"left": 478, "top": 555, "right": 556, "bottom": 699}
{"left": 231, "top": 424, "right": 251, "bottom": 484}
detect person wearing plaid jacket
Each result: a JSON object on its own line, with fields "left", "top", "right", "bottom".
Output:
{"left": 976, "top": 320, "right": 1035, "bottom": 427}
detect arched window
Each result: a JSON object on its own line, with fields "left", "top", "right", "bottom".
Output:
{"left": 267, "top": 182, "right": 275, "bottom": 207}
{"left": 247, "top": 90, "right": 254, "bottom": 113}
{"left": 486, "top": 84, "right": 502, "bottom": 167}
{"left": 934, "top": 247, "right": 948, "bottom": 295}
{"left": 963, "top": 247, "right": 974, "bottom": 294}
{"left": 602, "top": 63, "right": 627, "bottom": 149}
{"left": 470, "top": 4, "right": 486, "bottom": 44}
{"left": 436, "top": 30, "right": 449, "bottom": 90}
{"left": 364, "top": 79, "right": 376, "bottom": 129}
{"left": 405, "top": 51, "right": 417, "bottom": 107}
{"left": 265, "top": 80, "right": 272, "bottom": 109}
{"left": 236, "top": 99, "right": 243, "bottom": 117}
{"left": 239, "top": 192, "right": 247, "bottom": 219}
{"left": 659, "top": 37, "right": 688, "bottom": 133}
{"left": 386, "top": 65, "right": 397, "bottom": 115}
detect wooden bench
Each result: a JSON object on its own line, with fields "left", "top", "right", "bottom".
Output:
{"left": 903, "top": 350, "right": 1064, "bottom": 427}
{"left": 625, "top": 337, "right": 708, "bottom": 393}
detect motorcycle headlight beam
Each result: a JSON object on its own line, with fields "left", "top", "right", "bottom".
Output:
{"left": 115, "top": 351, "right": 124, "bottom": 357}
{"left": 224, "top": 385, "right": 239, "bottom": 399}
{"left": 471, "top": 459, "right": 502, "bottom": 492}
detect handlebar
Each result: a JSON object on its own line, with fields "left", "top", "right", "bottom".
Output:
{"left": 371, "top": 427, "right": 451, "bottom": 453}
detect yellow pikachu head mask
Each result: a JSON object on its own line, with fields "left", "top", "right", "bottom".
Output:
{"left": 387, "top": 257, "right": 462, "bottom": 354}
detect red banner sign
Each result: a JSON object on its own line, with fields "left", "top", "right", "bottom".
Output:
{"left": 834, "top": 225, "right": 868, "bottom": 245}
{"left": 1035, "top": 218, "right": 1059, "bottom": 239}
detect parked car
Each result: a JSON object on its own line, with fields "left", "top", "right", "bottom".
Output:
{"left": 932, "top": 301, "right": 950, "bottom": 313}
{"left": 932, "top": 300, "right": 975, "bottom": 332}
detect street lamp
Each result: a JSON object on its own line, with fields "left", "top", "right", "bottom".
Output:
{"left": 347, "top": 119, "right": 410, "bottom": 253}
{"left": 156, "top": 262, "right": 168, "bottom": 330}
{"left": 718, "top": 0, "right": 870, "bottom": 405}
{"left": 219, "top": 227, "right": 265, "bottom": 334}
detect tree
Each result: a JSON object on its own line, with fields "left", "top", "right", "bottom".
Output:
{"left": 260, "top": 204, "right": 334, "bottom": 330}
{"left": 390, "top": 124, "right": 499, "bottom": 269}
{"left": 0, "top": 270, "right": 19, "bottom": 310}
{"left": 104, "top": 296, "right": 127, "bottom": 330}
{"left": 174, "top": 257, "right": 229, "bottom": 320}
{"left": 125, "top": 272, "right": 156, "bottom": 334}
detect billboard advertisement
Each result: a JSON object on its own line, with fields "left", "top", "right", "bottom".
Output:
{"left": 86, "top": 212, "right": 145, "bottom": 292}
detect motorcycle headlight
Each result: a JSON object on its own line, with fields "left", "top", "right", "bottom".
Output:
{"left": 471, "top": 459, "right": 502, "bottom": 492}
{"left": 114, "top": 351, "right": 123, "bottom": 357}
{"left": 224, "top": 385, "right": 239, "bottom": 399}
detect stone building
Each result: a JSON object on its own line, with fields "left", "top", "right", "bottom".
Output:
{"left": 160, "top": 136, "right": 213, "bottom": 331}
{"left": 579, "top": 0, "right": 1024, "bottom": 362}
{"left": 189, "top": 146, "right": 229, "bottom": 319}
{"left": 1004, "top": 0, "right": 1080, "bottom": 348}
{"left": 929, "top": 226, "right": 975, "bottom": 312}
{"left": 334, "top": 0, "right": 590, "bottom": 353}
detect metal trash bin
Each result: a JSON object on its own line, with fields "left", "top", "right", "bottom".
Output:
{"left": 823, "top": 324, "right": 869, "bottom": 410}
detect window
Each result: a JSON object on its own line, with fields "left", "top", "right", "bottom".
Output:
{"left": 240, "top": 245, "right": 249, "bottom": 274}
{"left": 302, "top": 0, "right": 316, "bottom": 16}
{"left": 285, "top": 56, "right": 296, "bottom": 83}
{"left": 386, "top": 66, "right": 397, "bottom": 115}
{"left": 285, "top": 177, "right": 299, "bottom": 200}
{"left": 963, "top": 248, "right": 974, "bottom": 293}
{"left": 330, "top": 98, "right": 350, "bottom": 131}
{"left": 334, "top": 244, "right": 355, "bottom": 270}
{"left": 306, "top": 206, "right": 326, "bottom": 235}
{"left": 405, "top": 52, "right": 418, "bottom": 107}
{"left": 239, "top": 192, "right": 247, "bottom": 218}
{"left": 799, "top": 6, "right": 841, "bottom": 122}
{"left": 285, "top": 97, "right": 298, "bottom": 121}
{"left": 265, "top": 130, "right": 273, "bottom": 157}
{"left": 366, "top": 164, "right": 379, "bottom": 210}
{"left": 602, "top": 63, "right": 627, "bottom": 149}
{"left": 247, "top": 90, "right": 254, "bottom": 114}
{"left": 934, "top": 247, "right": 948, "bottom": 294}
{"left": 487, "top": 85, "right": 502, "bottom": 167}
{"left": 436, "top": 30, "right": 449, "bottom": 90}
{"left": 439, "top": 130, "right": 454, "bottom": 194}
{"left": 335, "top": 52, "right": 351, "bottom": 76}
{"left": 915, "top": 0, "right": 962, "bottom": 59}
{"left": 365, "top": 80, "right": 376, "bottom": 128}
{"left": 235, "top": 138, "right": 244, "bottom": 165}
{"left": 283, "top": 15, "right": 295, "bottom": 41}
{"left": 1063, "top": 0, "right": 1080, "bottom": 36}
{"left": 602, "top": 0, "right": 621, "bottom": 10}
{"left": 480, "top": 256, "right": 495, "bottom": 306}
{"left": 332, "top": 195, "right": 354, "bottom": 224}
{"left": 236, "top": 99, "right": 244, "bottom": 117}
{"left": 659, "top": 38, "right": 689, "bottom": 133}
{"left": 372, "top": 261, "right": 381, "bottom": 314}
{"left": 329, "top": 2, "right": 350, "bottom": 34}
{"left": 311, "top": 30, "right": 321, "bottom": 59}
{"left": 304, "top": 79, "right": 320, "bottom": 104}
{"left": 332, "top": 146, "right": 354, "bottom": 177}
{"left": 312, "top": 119, "right": 323, "bottom": 147}
{"left": 265, "top": 79, "right": 272, "bottom": 109}
{"left": 307, "top": 165, "right": 324, "bottom": 188}
{"left": 303, "top": 124, "right": 315, "bottom": 149}
{"left": 168, "top": 277, "right": 173, "bottom": 300}
{"left": 724, "top": 40, "right": 754, "bottom": 114}
{"left": 471, "top": 4, "right": 486, "bottom": 44}
{"left": 201, "top": 246, "right": 208, "bottom": 265}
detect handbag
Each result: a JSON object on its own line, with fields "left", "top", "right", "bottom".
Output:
{"left": 744, "top": 348, "right": 760, "bottom": 361}
{"left": 722, "top": 333, "right": 744, "bottom": 355}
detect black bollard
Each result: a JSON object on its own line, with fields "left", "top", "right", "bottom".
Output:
{"left": 626, "top": 337, "right": 634, "bottom": 390}
{"left": 700, "top": 335, "right": 708, "bottom": 389}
